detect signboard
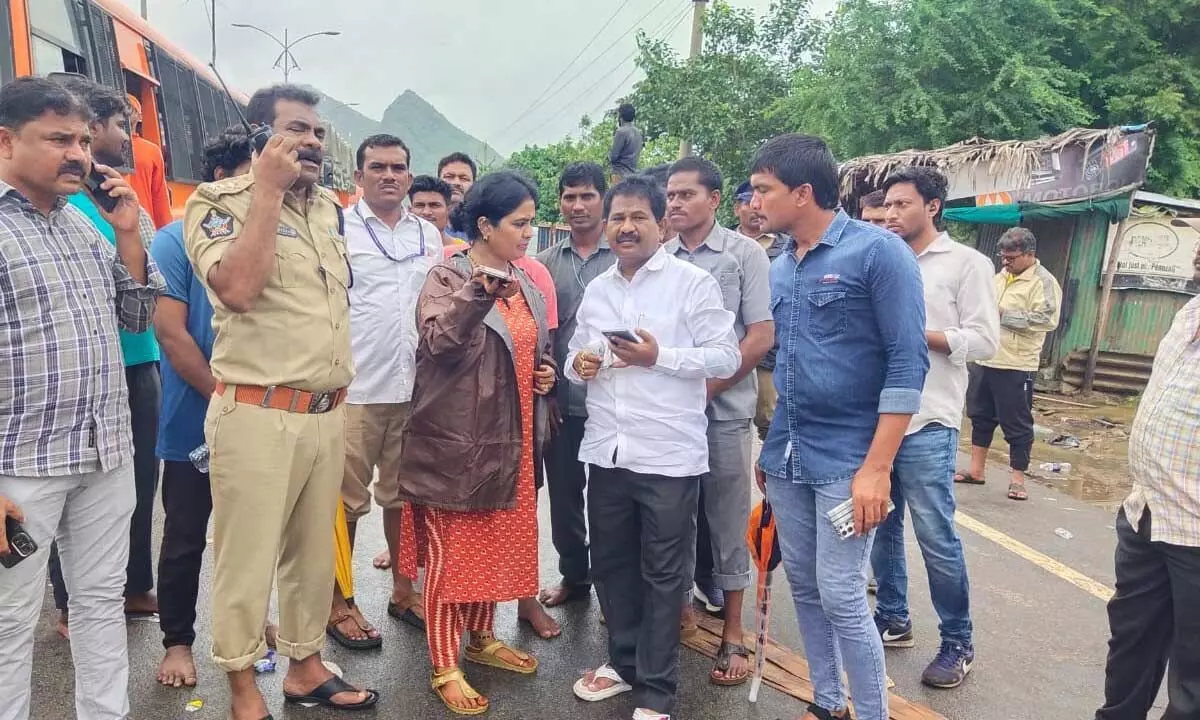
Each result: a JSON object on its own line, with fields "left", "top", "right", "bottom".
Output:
{"left": 945, "top": 129, "right": 1154, "bottom": 205}
{"left": 1105, "top": 217, "right": 1200, "bottom": 294}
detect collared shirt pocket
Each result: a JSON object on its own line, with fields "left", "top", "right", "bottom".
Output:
{"left": 807, "top": 289, "right": 848, "bottom": 343}
{"left": 274, "top": 249, "right": 309, "bottom": 288}
{"left": 717, "top": 270, "right": 742, "bottom": 314}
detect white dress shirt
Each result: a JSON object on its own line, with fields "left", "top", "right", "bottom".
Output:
{"left": 345, "top": 200, "right": 441, "bottom": 404}
{"left": 909, "top": 232, "right": 1000, "bottom": 435}
{"left": 565, "top": 248, "right": 740, "bottom": 477}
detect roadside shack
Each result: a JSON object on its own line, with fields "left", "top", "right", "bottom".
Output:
{"left": 838, "top": 126, "right": 1197, "bottom": 394}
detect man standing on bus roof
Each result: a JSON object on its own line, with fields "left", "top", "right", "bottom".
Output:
{"left": 184, "top": 84, "right": 378, "bottom": 717}
{"left": 124, "top": 93, "right": 173, "bottom": 228}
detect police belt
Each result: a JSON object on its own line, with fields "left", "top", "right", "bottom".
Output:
{"left": 215, "top": 383, "right": 347, "bottom": 414}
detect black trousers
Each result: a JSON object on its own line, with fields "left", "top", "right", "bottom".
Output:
{"left": 547, "top": 416, "right": 590, "bottom": 587}
{"left": 157, "top": 460, "right": 213, "bottom": 648}
{"left": 589, "top": 466, "right": 698, "bottom": 715}
{"left": 694, "top": 487, "right": 714, "bottom": 590}
{"left": 1096, "top": 507, "right": 1200, "bottom": 720}
{"left": 50, "top": 362, "right": 161, "bottom": 609}
{"left": 966, "top": 364, "right": 1034, "bottom": 472}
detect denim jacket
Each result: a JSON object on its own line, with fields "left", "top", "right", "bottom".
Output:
{"left": 759, "top": 211, "right": 929, "bottom": 484}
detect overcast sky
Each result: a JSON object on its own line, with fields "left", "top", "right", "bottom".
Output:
{"left": 118, "top": 0, "right": 836, "bottom": 154}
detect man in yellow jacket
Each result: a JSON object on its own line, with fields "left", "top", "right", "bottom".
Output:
{"left": 955, "top": 227, "right": 1062, "bottom": 501}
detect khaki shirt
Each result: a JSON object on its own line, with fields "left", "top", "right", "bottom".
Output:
{"left": 978, "top": 260, "right": 1061, "bottom": 372}
{"left": 183, "top": 174, "right": 353, "bottom": 392}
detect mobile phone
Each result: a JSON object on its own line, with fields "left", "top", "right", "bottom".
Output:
{"left": 602, "top": 329, "right": 641, "bottom": 344}
{"left": 477, "top": 266, "right": 513, "bottom": 284}
{"left": 825, "top": 497, "right": 896, "bottom": 539}
{"left": 85, "top": 168, "right": 121, "bottom": 213}
{"left": 1, "top": 516, "right": 38, "bottom": 569}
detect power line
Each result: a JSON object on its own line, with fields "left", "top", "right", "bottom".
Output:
{"left": 497, "top": 0, "right": 679, "bottom": 142}
{"left": 511, "top": 5, "right": 691, "bottom": 148}
{"left": 583, "top": 7, "right": 692, "bottom": 121}
{"left": 494, "top": 0, "right": 635, "bottom": 139}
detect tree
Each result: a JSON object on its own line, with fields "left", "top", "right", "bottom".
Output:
{"left": 629, "top": 0, "right": 815, "bottom": 187}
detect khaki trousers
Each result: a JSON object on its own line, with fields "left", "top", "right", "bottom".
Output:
{"left": 341, "top": 402, "right": 410, "bottom": 521}
{"left": 205, "top": 388, "right": 346, "bottom": 672}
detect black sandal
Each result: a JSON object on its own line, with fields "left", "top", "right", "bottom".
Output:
{"left": 806, "top": 704, "right": 850, "bottom": 720}
{"left": 710, "top": 641, "right": 751, "bottom": 686}
{"left": 387, "top": 601, "right": 427, "bottom": 630}
{"left": 283, "top": 675, "right": 379, "bottom": 710}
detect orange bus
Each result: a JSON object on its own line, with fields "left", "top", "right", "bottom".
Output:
{"left": 2, "top": 0, "right": 356, "bottom": 213}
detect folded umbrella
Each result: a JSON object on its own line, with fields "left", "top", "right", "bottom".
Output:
{"left": 745, "top": 499, "right": 782, "bottom": 703}
{"left": 334, "top": 499, "right": 354, "bottom": 604}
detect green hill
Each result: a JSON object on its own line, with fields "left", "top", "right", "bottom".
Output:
{"left": 312, "top": 87, "right": 502, "bottom": 176}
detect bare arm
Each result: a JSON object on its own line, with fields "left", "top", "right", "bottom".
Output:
{"left": 926, "top": 330, "right": 951, "bottom": 354}
{"left": 707, "top": 320, "right": 774, "bottom": 399}
{"left": 153, "top": 298, "right": 216, "bottom": 398}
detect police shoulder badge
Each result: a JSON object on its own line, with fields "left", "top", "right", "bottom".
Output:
{"left": 201, "top": 208, "right": 235, "bottom": 240}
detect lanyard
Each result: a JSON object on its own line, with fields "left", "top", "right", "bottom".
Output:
{"left": 355, "top": 205, "right": 426, "bottom": 264}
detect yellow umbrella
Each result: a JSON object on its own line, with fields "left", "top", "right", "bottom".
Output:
{"left": 334, "top": 498, "right": 354, "bottom": 602}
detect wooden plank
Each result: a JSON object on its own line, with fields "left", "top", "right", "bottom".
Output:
{"left": 685, "top": 614, "right": 946, "bottom": 720}
{"left": 1033, "top": 392, "right": 1098, "bottom": 408}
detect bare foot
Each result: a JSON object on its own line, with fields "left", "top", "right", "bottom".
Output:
{"left": 328, "top": 603, "right": 380, "bottom": 644}
{"left": 579, "top": 667, "right": 621, "bottom": 693}
{"left": 157, "top": 645, "right": 197, "bottom": 687}
{"left": 372, "top": 549, "right": 391, "bottom": 570}
{"left": 681, "top": 604, "right": 699, "bottom": 636}
{"left": 228, "top": 679, "right": 270, "bottom": 720}
{"left": 517, "top": 597, "right": 561, "bottom": 638}
{"left": 55, "top": 610, "right": 69, "bottom": 640}
{"left": 434, "top": 666, "right": 488, "bottom": 712}
{"left": 265, "top": 622, "right": 278, "bottom": 650}
{"left": 124, "top": 591, "right": 158, "bottom": 615}
{"left": 538, "top": 584, "right": 589, "bottom": 607}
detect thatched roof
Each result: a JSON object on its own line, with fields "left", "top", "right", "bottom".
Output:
{"left": 839, "top": 127, "right": 1124, "bottom": 197}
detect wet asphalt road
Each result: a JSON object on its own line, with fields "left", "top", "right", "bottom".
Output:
{"left": 25, "top": 451, "right": 1144, "bottom": 720}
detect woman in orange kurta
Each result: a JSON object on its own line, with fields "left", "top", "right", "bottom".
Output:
{"left": 397, "top": 171, "right": 555, "bottom": 715}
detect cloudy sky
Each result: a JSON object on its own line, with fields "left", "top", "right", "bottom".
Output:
{"left": 117, "top": 0, "right": 835, "bottom": 154}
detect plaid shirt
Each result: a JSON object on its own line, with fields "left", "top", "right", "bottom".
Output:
{"left": 0, "top": 181, "right": 164, "bottom": 477}
{"left": 1127, "top": 294, "right": 1200, "bottom": 547}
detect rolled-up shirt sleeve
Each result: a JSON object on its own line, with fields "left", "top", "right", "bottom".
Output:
{"left": 868, "top": 238, "right": 929, "bottom": 414}
{"left": 654, "top": 274, "right": 740, "bottom": 379}
{"left": 565, "top": 283, "right": 602, "bottom": 385}
{"left": 111, "top": 236, "right": 165, "bottom": 334}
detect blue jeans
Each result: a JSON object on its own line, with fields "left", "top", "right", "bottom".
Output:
{"left": 870, "top": 424, "right": 973, "bottom": 646}
{"left": 767, "top": 474, "right": 888, "bottom": 719}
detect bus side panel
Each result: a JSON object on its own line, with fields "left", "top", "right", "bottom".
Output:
{"left": 9, "top": 0, "right": 30, "bottom": 76}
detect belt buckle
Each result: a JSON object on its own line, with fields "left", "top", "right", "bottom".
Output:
{"left": 259, "top": 386, "right": 278, "bottom": 408}
{"left": 308, "top": 391, "right": 335, "bottom": 414}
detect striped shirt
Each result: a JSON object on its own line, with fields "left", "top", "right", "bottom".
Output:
{"left": 1126, "top": 294, "right": 1200, "bottom": 547}
{"left": 0, "top": 181, "right": 164, "bottom": 477}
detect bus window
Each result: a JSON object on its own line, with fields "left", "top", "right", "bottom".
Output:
{"left": 0, "top": 0, "right": 12, "bottom": 84}
{"left": 29, "top": 0, "right": 88, "bottom": 76}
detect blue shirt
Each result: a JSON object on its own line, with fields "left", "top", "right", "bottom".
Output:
{"left": 759, "top": 211, "right": 929, "bottom": 484}
{"left": 67, "top": 192, "right": 161, "bottom": 367}
{"left": 150, "top": 221, "right": 215, "bottom": 462}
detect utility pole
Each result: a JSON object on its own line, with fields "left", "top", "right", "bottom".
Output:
{"left": 678, "top": 0, "right": 708, "bottom": 159}
{"left": 140, "top": 0, "right": 148, "bottom": 19}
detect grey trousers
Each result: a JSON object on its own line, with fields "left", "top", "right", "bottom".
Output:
{"left": 694, "top": 418, "right": 753, "bottom": 591}
{"left": 590, "top": 466, "right": 698, "bottom": 715}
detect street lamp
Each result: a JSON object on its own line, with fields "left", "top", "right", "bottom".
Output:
{"left": 231, "top": 24, "right": 340, "bottom": 83}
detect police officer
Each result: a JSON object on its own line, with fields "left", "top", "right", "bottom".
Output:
{"left": 184, "top": 85, "right": 378, "bottom": 718}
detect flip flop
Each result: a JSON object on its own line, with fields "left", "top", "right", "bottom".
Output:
{"left": 710, "top": 641, "right": 751, "bottom": 686}
{"left": 464, "top": 639, "right": 538, "bottom": 674}
{"left": 283, "top": 675, "right": 379, "bottom": 710}
{"left": 326, "top": 610, "right": 382, "bottom": 650}
{"left": 387, "top": 601, "right": 426, "bottom": 631}
{"left": 1007, "top": 482, "right": 1029, "bottom": 501}
{"left": 954, "top": 471, "right": 986, "bottom": 485}
{"left": 573, "top": 663, "right": 632, "bottom": 701}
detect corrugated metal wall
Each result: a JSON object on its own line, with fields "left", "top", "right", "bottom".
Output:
{"left": 1056, "top": 214, "right": 1187, "bottom": 364}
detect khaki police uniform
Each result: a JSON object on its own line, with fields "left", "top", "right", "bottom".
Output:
{"left": 184, "top": 173, "right": 353, "bottom": 672}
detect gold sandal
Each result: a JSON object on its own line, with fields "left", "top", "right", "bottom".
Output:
{"left": 464, "top": 637, "right": 538, "bottom": 674}
{"left": 431, "top": 668, "right": 488, "bottom": 716}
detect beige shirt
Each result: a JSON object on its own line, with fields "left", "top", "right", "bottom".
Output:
{"left": 184, "top": 174, "right": 353, "bottom": 392}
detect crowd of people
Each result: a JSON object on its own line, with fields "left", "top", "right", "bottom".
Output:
{"left": 0, "top": 71, "right": 1196, "bottom": 720}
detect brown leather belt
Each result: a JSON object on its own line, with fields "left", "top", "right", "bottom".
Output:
{"left": 215, "top": 383, "right": 347, "bottom": 414}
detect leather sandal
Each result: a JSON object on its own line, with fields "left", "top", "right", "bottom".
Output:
{"left": 465, "top": 637, "right": 538, "bottom": 674}
{"left": 326, "top": 609, "right": 382, "bottom": 650}
{"left": 806, "top": 703, "right": 850, "bottom": 720}
{"left": 710, "top": 641, "right": 751, "bottom": 686}
{"left": 432, "top": 668, "right": 487, "bottom": 716}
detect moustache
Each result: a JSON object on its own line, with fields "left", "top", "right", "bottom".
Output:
{"left": 58, "top": 161, "right": 87, "bottom": 177}
{"left": 297, "top": 149, "right": 323, "bottom": 165}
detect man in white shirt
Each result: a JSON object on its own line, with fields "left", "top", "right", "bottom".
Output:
{"left": 568, "top": 176, "right": 739, "bottom": 720}
{"left": 870, "top": 167, "right": 999, "bottom": 690}
{"left": 329, "top": 134, "right": 440, "bottom": 647}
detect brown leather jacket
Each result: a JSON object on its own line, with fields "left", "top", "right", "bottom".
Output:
{"left": 396, "top": 253, "right": 553, "bottom": 512}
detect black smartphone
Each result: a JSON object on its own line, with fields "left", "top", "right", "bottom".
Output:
{"left": 602, "top": 329, "right": 641, "bottom": 344}
{"left": 84, "top": 168, "right": 121, "bottom": 213}
{"left": 1, "top": 516, "right": 38, "bottom": 569}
